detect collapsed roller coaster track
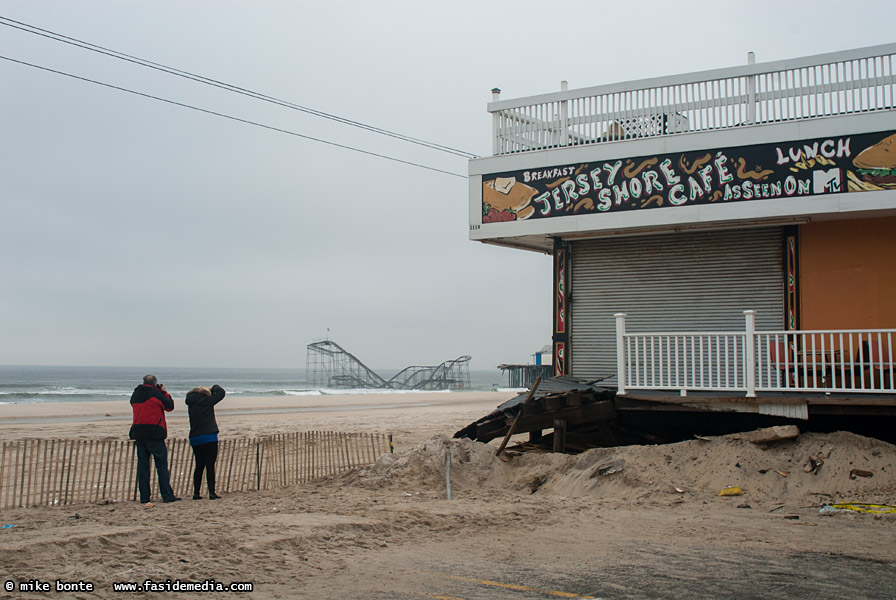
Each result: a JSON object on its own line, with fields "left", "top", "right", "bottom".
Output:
{"left": 305, "top": 340, "right": 471, "bottom": 391}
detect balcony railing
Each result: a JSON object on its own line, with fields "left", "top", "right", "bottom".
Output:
{"left": 491, "top": 44, "right": 896, "bottom": 156}
{"left": 615, "top": 311, "right": 896, "bottom": 397}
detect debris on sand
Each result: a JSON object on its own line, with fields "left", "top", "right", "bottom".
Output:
{"left": 748, "top": 425, "right": 800, "bottom": 445}
{"left": 344, "top": 430, "right": 896, "bottom": 507}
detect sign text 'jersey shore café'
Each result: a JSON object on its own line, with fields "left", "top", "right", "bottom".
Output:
{"left": 481, "top": 131, "right": 896, "bottom": 223}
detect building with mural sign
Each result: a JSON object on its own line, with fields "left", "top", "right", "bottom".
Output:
{"left": 468, "top": 44, "right": 896, "bottom": 421}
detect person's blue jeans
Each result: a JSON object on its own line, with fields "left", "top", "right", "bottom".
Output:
{"left": 135, "top": 439, "right": 175, "bottom": 502}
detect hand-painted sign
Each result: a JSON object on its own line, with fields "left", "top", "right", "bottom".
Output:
{"left": 481, "top": 131, "right": 896, "bottom": 223}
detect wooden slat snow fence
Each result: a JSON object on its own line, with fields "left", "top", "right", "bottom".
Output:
{"left": 0, "top": 432, "right": 390, "bottom": 509}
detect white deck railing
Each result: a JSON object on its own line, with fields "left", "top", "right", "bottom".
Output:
{"left": 491, "top": 44, "right": 896, "bottom": 155}
{"left": 615, "top": 311, "right": 896, "bottom": 397}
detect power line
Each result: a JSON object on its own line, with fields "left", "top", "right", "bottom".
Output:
{"left": 0, "top": 54, "right": 468, "bottom": 179}
{"left": 0, "top": 16, "right": 478, "bottom": 158}
{"left": 0, "top": 16, "right": 480, "bottom": 159}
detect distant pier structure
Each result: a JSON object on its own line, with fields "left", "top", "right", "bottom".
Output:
{"left": 306, "top": 340, "right": 471, "bottom": 391}
{"left": 499, "top": 344, "right": 553, "bottom": 388}
{"left": 498, "top": 364, "right": 552, "bottom": 388}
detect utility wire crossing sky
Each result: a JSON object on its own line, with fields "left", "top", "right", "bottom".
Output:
{"left": 0, "top": 15, "right": 473, "bottom": 177}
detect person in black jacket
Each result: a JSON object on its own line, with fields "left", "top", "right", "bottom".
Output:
{"left": 185, "top": 384, "right": 226, "bottom": 499}
{"left": 129, "top": 374, "right": 178, "bottom": 504}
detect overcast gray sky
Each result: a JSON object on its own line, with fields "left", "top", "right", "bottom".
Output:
{"left": 0, "top": 1, "right": 892, "bottom": 371}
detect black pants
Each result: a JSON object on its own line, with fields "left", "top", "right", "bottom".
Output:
{"left": 191, "top": 441, "right": 218, "bottom": 496}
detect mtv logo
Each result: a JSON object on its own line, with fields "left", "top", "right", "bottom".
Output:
{"left": 813, "top": 168, "right": 842, "bottom": 194}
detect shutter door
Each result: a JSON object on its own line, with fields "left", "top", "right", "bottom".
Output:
{"left": 570, "top": 227, "right": 784, "bottom": 382}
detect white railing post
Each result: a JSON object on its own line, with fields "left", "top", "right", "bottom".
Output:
{"left": 491, "top": 88, "right": 501, "bottom": 155}
{"left": 744, "top": 310, "right": 756, "bottom": 397}
{"left": 615, "top": 313, "right": 627, "bottom": 395}
{"left": 746, "top": 52, "right": 756, "bottom": 125}
{"left": 560, "top": 80, "right": 569, "bottom": 147}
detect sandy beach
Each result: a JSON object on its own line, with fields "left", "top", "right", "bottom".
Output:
{"left": 0, "top": 392, "right": 512, "bottom": 452}
{"left": 2, "top": 392, "right": 896, "bottom": 599}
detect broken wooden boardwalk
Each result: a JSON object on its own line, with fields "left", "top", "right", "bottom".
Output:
{"left": 454, "top": 378, "right": 617, "bottom": 453}
{"left": 455, "top": 376, "right": 896, "bottom": 453}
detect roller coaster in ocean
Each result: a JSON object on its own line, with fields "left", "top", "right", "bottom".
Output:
{"left": 305, "top": 340, "right": 471, "bottom": 391}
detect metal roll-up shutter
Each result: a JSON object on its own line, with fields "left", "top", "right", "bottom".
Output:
{"left": 570, "top": 227, "right": 784, "bottom": 382}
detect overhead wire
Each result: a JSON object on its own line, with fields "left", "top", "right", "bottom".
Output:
{"left": 0, "top": 54, "right": 467, "bottom": 179}
{"left": 0, "top": 15, "right": 480, "bottom": 159}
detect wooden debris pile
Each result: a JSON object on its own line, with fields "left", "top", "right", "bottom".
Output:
{"left": 454, "top": 386, "right": 617, "bottom": 454}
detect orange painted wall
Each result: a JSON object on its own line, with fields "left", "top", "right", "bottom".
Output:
{"left": 799, "top": 217, "right": 896, "bottom": 329}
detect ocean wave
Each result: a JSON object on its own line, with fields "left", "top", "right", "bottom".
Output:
{"left": 0, "top": 390, "right": 121, "bottom": 396}
{"left": 279, "top": 388, "right": 456, "bottom": 396}
{"left": 318, "top": 388, "right": 452, "bottom": 395}
{"left": 0, "top": 390, "right": 129, "bottom": 403}
{"left": 225, "top": 389, "right": 291, "bottom": 397}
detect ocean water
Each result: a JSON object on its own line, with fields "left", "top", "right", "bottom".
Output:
{"left": 0, "top": 365, "right": 514, "bottom": 405}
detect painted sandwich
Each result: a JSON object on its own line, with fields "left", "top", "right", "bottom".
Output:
{"left": 482, "top": 177, "right": 537, "bottom": 222}
{"left": 853, "top": 133, "right": 896, "bottom": 188}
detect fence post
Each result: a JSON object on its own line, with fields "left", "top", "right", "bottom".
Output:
{"left": 445, "top": 449, "right": 451, "bottom": 500}
{"left": 615, "top": 313, "right": 627, "bottom": 395}
{"left": 744, "top": 310, "right": 757, "bottom": 398}
{"left": 256, "top": 441, "right": 261, "bottom": 491}
{"left": 746, "top": 52, "right": 757, "bottom": 125}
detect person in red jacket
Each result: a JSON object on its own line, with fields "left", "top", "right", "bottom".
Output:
{"left": 129, "top": 374, "right": 179, "bottom": 504}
